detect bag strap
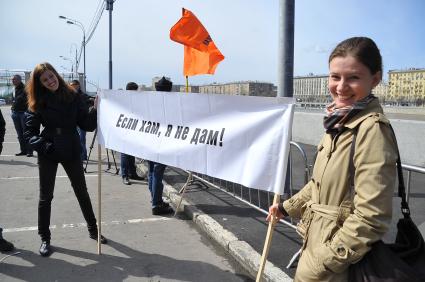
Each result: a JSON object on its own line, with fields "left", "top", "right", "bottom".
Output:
{"left": 348, "top": 124, "right": 410, "bottom": 219}
{"left": 387, "top": 124, "right": 410, "bottom": 218}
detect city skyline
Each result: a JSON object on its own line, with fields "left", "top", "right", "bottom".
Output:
{"left": 1, "top": 0, "right": 424, "bottom": 91}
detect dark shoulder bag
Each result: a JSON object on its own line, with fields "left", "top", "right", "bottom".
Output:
{"left": 348, "top": 125, "right": 425, "bottom": 282}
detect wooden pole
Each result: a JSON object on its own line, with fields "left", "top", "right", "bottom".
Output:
{"left": 97, "top": 142, "right": 102, "bottom": 254}
{"left": 174, "top": 75, "right": 193, "bottom": 216}
{"left": 174, "top": 172, "right": 192, "bottom": 217}
{"left": 256, "top": 193, "right": 280, "bottom": 282}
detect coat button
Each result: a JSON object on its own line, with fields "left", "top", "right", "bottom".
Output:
{"left": 336, "top": 245, "right": 347, "bottom": 257}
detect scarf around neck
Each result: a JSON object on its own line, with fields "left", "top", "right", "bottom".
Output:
{"left": 323, "top": 94, "right": 376, "bottom": 134}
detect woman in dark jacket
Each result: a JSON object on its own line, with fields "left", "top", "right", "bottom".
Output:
{"left": 24, "top": 62, "right": 107, "bottom": 257}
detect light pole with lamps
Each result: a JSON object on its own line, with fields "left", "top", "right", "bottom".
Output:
{"left": 59, "top": 15, "right": 86, "bottom": 92}
{"left": 106, "top": 0, "right": 115, "bottom": 90}
{"left": 70, "top": 43, "right": 79, "bottom": 77}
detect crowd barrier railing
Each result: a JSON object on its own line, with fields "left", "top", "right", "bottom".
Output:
{"left": 167, "top": 142, "right": 425, "bottom": 270}
{"left": 401, "top": 164, "right": 425, "bottom": 204}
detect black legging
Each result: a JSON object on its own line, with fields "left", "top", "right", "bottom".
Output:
{"left": 37, "top": 155, "right": 97, "bottom": 241}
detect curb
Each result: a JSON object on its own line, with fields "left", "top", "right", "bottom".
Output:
{"left": 137, "top": 162, "right": 292, "bottom": 281}
{"left": 162, "top": 179, "right": 292, "bottom": 282}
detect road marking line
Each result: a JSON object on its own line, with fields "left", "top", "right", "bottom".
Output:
{"left": 0, "top": 175, "right": 99, "bottom": 180}
{"left": 0, "top": 154, "right": 110, "bottom": 158}
{"left": 3, "top": 218, "right": 171, "bottom": 233}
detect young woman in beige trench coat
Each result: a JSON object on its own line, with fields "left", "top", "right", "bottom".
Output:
{"left": 267, "top": 37, "right": 398, "bottom": 282}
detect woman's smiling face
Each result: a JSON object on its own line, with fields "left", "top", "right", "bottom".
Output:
{"left": 40, "top": 70, "right": 59, "bottom": 92}
{"left": 328, "top": 55, "right": 381, "bottom": 108}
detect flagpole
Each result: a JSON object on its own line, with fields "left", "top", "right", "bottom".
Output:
{"left": 97, "top": 142, "right": 102, "bottom": 254}
{"left": 175, "top": 75, "right": 192, "bottom": 217}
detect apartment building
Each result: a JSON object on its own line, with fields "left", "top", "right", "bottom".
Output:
{"left": 179, "top": 85, "right": 200, "bottom": 93}
{"left": 372, "top": 80, "right": 388, "bottom": 100}
{"left": 199, "top": 81, "right": 275, "bottom": 97}
{"left": 388, "top": 68, "right": 425, "bottom": 103}
{"left": 293, "top": 74, "right": 330, "bottom": 103}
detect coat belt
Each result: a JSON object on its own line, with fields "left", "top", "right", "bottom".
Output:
{"left": 305, "top": 200, "right": 352, "bottom": 227}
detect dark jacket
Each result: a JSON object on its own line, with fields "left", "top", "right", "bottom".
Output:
{"left": 24, "top": 92, "right": 97, "bottom": 162}
{"left": 0, "top": 109, "right": 5, "bottom": 145}
{"left": 77, "top": 89, "right": 95, "bottom": 108}
{"left": 11, "top": 82, "right": 28, "bottom": 112}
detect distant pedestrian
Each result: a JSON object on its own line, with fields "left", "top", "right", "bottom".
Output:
{"left": 25, "top": 62, "right": 107, "bottom": 257}
{"left": 0, "top": 110, "right": 14, "bottom": 252}
{"left": 69, "top": 80, "right": 94, "bottom": 161}
{"left": 11, "top": 74, "right": 33, "bottom": 157}
{"left": 120, "top": 82, "right": 145, "bottom": 185}
{"left": 148, "top": 77, "right": 173, "bottom": 215}
{"left": 267, "top": 37, "right": 397, "bottom": 281}
{"left": 0, "top": 108, "right": 5, "bottom": 155}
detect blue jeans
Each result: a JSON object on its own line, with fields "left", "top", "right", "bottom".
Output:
{"left": 77, "top": 127, "right": 87, "bottom": 160}
{"left": 148, "top": 161, "right": 166, "bottom": 208}
{"left": 120, "top": 153, "right": 136, "bottom": 178}
{"left": 11, "top": 111, "right": 31, "bottom": 154}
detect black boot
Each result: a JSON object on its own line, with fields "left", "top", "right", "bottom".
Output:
{"left": 0, "top": 238, "right": 14, "bottom": 252}
{"left": 88, "top": 226, "right": 107, "bottom": 244}
{"left": 89, "top": 233, "right": 108, "bottom": 244}
{"left": 39, "top": 240, "right": 51, "bottom": 257}
{"left": 152, "top": 203, "right": 174, "bottom": 215}
{"left": 122, "top": 176, "right": 131, "bottom": 185}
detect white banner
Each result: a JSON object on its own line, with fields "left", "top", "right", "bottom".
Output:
{"left": 97, "top": 90, "right": 294, "bottom": 194}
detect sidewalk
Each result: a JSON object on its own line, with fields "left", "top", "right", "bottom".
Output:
{"left": 0, "top": 106, "right": 253, "bottom": 282}
{"left": 139, "top": 161, "right": 304, "bottom": 281}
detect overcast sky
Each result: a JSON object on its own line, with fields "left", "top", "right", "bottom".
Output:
{"left": 1, "top": 0, "right": 424, "bottom": 91}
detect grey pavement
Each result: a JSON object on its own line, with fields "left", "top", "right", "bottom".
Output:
{"left": 0, "top": 106, "right": 252, "bottom": 282}
{"left": 2, "top": 104, "right": 424, "bottom": 282}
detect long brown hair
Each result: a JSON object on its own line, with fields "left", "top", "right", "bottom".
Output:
{"left": 26, "top": 62, "right": 76, "bottom": 112}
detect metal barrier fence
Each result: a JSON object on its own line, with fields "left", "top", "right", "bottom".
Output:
{"left": 172, "top": 141, "right": 425, "bottom": 229}
{"left": 402, "top": 164, "right": 425, "bottom": 204}
{"left": 168, "top": 141, "right": 425, "bottom": 269}
{"left": 171, "top": 141, "right": 311, "bottom": 230}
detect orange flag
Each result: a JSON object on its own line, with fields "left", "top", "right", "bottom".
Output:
{"left": 170, "top": 8, "right": 225, "bottom": 76}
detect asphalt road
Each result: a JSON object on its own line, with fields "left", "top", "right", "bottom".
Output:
{"left": 1, "top": 104, "right": 424, "bottom": 281}
{"left": 0, "top": 106, "right": 252, "bottom": 282}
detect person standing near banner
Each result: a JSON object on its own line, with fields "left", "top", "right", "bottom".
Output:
{"left": 11, "top": 74, "right": 33, "bottom": 157}
{"left": 0, "top": 109, "right": 15, "bottom": 252}
{"left": 24, "top": 62, "right": 107, "bottom": 257}
{"left": 148, "top": 77, "right": 174, "bottom": 215}
{"left": 69, "top": 80, "right": 94, "bottom": 161}
{"left": 0, "top": 108, "right": 6, "bottom": 156}
{"left": 120, "top": 81, "right": 145, "bottom": 185}
{"left": 267, "top": 37, "right": 397, "bottom": 281}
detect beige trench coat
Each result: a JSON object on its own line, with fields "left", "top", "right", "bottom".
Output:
{"left": 283, "top": 99, "right": 397, "bottom": 282}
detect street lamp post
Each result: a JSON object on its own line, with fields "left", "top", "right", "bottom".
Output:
{"left": 70, "top": 43, "right": 79, "bottom": 77}
{"left": 59, "top": 15, "right": 86, "bottom": 92}
{"left": 106, "top": 0, "right": 115, "bottom": 90}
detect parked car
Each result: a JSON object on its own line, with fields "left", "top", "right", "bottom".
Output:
{"left": 0, "top": 99, "right": 6, "bottom": 106}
